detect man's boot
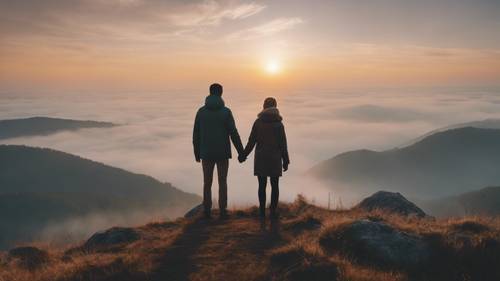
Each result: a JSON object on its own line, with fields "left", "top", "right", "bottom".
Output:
{"left": 270, "top": 207, "right": 278, "bottom": 219}
{"left": 259, "top": 205, "right": 266, "bottom": 218}
{"left": 204, "top": 208, "right": 211, "bottom": 219}
{"left": 219, "top": 209, "right": 228, "bottom": 219}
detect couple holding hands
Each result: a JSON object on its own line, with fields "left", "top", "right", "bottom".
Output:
{"left": 193, "top": 83, "right": 290, "bottom": 219}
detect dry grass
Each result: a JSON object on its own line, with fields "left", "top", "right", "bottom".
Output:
{"left": 1, "top": 196, "right": 499, "bottom": 281}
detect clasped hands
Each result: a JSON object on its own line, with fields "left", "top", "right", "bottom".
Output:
{"left": 238, "top": 153, "right": 246, "bottom": 163}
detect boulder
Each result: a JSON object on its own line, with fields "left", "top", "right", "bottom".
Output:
{"left": 320, "top": 219, "right": 430, "bottom": 270}
{"left": 8, "top": 246, "right": 49, "bottom": 269}
{"left": 356, "top": 191, "right": 427, "bottom": 217}
{"left": 184, "top": 204, "right": 204, "bottom": 218}
{"left": 84, "top": 227, "right": 140, "bottom": 251}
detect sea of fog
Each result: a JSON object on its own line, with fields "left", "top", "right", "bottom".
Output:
{"left": 2, "top": 88, "right": 500, "bottom": 207}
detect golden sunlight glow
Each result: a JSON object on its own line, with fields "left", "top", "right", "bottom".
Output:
{"left": 265, "top": 60, "right": 281, "bottom": 75}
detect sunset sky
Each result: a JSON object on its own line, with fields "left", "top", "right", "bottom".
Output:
{"left": 1, "top": 0, "right": 500, "bottom": 94}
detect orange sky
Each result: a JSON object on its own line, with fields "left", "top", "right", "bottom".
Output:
{"left": 1, "top": 0, "right": 499, "bottom": 93}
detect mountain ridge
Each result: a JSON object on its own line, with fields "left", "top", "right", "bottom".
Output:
{"left": 401, "top": 118, "right": 500, "bottom": 148}
{"left": 0, "top": 145, "right": 200, "bottom": 249}
{"left": 310, "top": 127, "right": 500, "bottom": 198}
{"left": 0, "top": 116, "right": 116, "bottom": 140}
{"left": 421, "top": 186, "right": 500, "bottom": 217}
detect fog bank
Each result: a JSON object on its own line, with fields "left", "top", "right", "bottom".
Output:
{"left": 2, "top": 88, "right": 500, "bottom": 207}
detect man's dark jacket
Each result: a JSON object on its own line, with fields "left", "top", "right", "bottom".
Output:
{"left": 193, "top": 95, "right": 244, "bottom": 161}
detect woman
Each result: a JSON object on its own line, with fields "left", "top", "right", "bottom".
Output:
{"left": 240, "top": 97, "right": 290, "bottom": 218}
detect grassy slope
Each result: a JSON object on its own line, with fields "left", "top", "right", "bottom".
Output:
{"left": 1, "top": 197, "right": 499, "bottom": 281}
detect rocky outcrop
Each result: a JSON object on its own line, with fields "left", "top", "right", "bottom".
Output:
{"left": 356, "top": 191, "right": 427, "bottom": 217}
{"left": 320, "top": 219, "right": 430, "bottom": 269}
{"left": 7, "top": 246, "right": 49, "bottom": 269}
{"left": 83, "top": 227, "right": 140, "bottom": 251}
{"left": 184, "top": 204, "right": 204, "bottom": 218}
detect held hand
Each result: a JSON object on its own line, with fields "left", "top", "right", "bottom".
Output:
{"left": 238, "top": 154, "right": 246, "bottom": 163}
{"left": 195, "top": 157, "right": 201, "bottom": 163}
{"left": 283, "top": 163, "right": 289, "bottom": 172}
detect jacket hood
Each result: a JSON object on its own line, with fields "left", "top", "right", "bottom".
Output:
{"left": 258, "top": 107, "right": 282, "bottom": 122}
{"left": 205, "top": 95, "right": 225, "bottom": 110}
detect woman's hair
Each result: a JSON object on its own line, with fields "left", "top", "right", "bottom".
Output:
{"left": 263, "top": 97, "right": 277, "bottom": 109}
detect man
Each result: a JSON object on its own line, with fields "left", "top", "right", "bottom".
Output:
{"left": 193, "top": 83, "right": 244, "bottom": 218}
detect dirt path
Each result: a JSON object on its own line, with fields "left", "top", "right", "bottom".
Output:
{"left": 151, "top": 216, "right": 284, "bottom": 281}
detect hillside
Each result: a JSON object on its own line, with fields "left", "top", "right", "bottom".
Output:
{"left": 0, "top": 117, "right": 116, "bottom": 140}
{"left": 310, "top": 127, "right": 500, "bottom": 198}
{"left": 422, "top": 186, "right": 500, "bottom": 217}
{"left": 0, "top": 145, "right": 200, "bottom": 249}
{"left": 402, "top": 118, "right": 500, "bottom": 147}
{"left": 1, "top": 196, "right": 499, "bottom": 281}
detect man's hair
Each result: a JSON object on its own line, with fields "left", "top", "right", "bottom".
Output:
{"left": 209, "top": 83, "right": 223, "bottom": 96}
{"left": 263, "top": 97, "right": 277, "bottom": 109}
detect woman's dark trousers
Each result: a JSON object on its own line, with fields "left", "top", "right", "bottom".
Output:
{"left": 258, "top": 176, "right": 279, "bottom": 216}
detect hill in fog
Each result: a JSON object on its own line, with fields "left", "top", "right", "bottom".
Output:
{"left": 310, "top": 127, "right": 500, "bottom": 198}
{"left": 0, "top": 145, "right": 200, "bottom": 249}
{"left": 0, "top": 117, "right": 116, "bottom": 140}
{"left": 402, "top": 118, "right": 500, "bottom": 147}
{"left": 421, "top": 186, "right": 500, "bottom": 217}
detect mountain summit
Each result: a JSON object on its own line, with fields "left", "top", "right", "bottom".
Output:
{"left": 1, "top": 196, "right": 499, "bottom": 281}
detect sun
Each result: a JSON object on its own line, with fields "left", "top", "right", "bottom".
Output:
{"left": 265, "top": 60, "right": 281, "bottom": 75}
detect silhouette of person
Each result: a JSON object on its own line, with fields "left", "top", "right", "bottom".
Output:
{"left": 240, "top": 97, "right": 290, "bottom": 218}
{"left": 193, "top": 83, "right": 244, "bottom": 219}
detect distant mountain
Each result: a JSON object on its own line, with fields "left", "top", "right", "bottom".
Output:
{"left": 421, "top": 186, "right": 500, "bottom": 217}
{"left": 0, "top": 116, "right": 116, "bottom": 139}
{"left": 309, "top": 127, "right": 500, "bottom": 199}
{"left": 0, "top": 145, "right": 200, "bottom": 249}
{"left": 402, "top": 118, "right": 500, "bottom": 147}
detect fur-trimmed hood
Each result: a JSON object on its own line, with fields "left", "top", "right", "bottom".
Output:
{"left": 258, "top": 107, "right": 282, "bottom": 122}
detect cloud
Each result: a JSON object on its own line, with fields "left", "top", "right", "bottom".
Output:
{"left": 335, "top": 104, "right": 430, "bottom": 123}
{"left": 3, "top": 89, "right": 500, "bottom": 248}
{"left": 168, "top": 1, "right": 265, "bottom": 27}
{"left": 424, "top": 49, "right": 455, "bottom": 57}
{"left": 0, "top": 0, "right": 266, "bottom": 45}
{"left": 226, "top": 17, "right": 304, "bottom": 40}
{"left": 3, "top": 89, "right": 500, "bottom": 209}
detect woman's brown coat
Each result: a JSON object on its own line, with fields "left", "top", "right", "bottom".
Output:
{"left": 243, "top": 108, "right": 290, "bottom": 177}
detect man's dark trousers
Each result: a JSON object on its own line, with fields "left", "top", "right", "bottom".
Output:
{"left": 202, "top": 159, "right": 229, "bottom": 214}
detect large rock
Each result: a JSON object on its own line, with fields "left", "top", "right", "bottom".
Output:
{"left": 356, "top": 191, "right": 427, "bottom": 217}
{"left": 320, "top": 219, "right": 430, "bottom": 270}
{"left": 84, "top": 227, "right": 140, "bottom": 251}
{"left": 184, "top": 204, "right": 204, "bottom": 218}
{"left": 8, "top": 246, "right": 49, "bottom": 269}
